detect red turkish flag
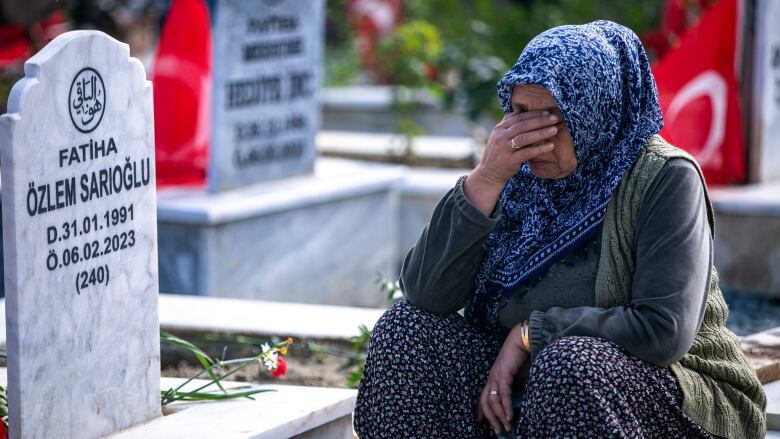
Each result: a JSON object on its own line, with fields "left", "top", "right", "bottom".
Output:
{"left": 652, "top": 0, "right": 746, "bottom": 185}
{"left": 151, "top": 0, "right": 212, "bottom": 188}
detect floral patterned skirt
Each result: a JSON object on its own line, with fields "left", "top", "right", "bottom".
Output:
{"left": 353, "top": 300, "right": 714, "bottom": 439}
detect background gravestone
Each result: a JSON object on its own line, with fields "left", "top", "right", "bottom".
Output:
{"left": 0, "top": 31, "right": 160, "bottom": 438}
{"left": 209, "top": 0, "right": 324, "bottom": 192}
{"left": 750, "top": 0, "right": 780, "bottom": 182}
{"left": 156, "top": 0, "right": 401, "bottom": 307}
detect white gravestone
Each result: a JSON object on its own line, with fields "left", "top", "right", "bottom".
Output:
{"left": 752, "top": 0, "right": 780, "bottom": 182}
{"left": 0, "top": 31, "right": 160, "bottom": 438}
{"left": 209, "top": 0, "right": 324, "bottom": 192}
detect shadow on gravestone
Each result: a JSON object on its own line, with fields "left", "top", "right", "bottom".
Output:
{"left": 0, "top": 31, "right": 160, "bottom": 438}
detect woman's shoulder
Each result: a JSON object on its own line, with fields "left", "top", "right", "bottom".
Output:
{"left": 611, "top": 135, "right": 710, "bottom": 233}
{"left": 640, "top": 135, "right": 699, "bottom": 168}
{"left": 644, "top": 157, "right": 703, "bottom": 203}
{"left": 615, "top": 136, "right": 703, "bottom": 204}
{"left": 626, "top": 135, "right": 706, "bottom": 197}
{"left": 642, "top": 135, "right": 704, "bottom": 193}
{"left": 658, "top": 157, "right": 699, "bottom": 177}
{"left": 638, "top": 153, "right": 709, "bottom": 235}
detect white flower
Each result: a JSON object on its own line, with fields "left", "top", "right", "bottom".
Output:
{"left": 262, "top": 352, "right": 279, "bottom": 371}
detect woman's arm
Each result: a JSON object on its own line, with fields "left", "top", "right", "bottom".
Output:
{"left": 400, "top": 177, "right": 501, "bottom": 314}
{"left": 527, "top": 159, "right": 711, "bottom": 367}
{"left": 401, "top": 110, "right": 560, "bottom": 314}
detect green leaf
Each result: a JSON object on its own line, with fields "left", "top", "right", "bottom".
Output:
{"left": 165, "top": 388, "right": 274, "bottom": 403}
{"left": 160, "top": 332, "right": 214, "bottom": 365}
{"left": 346, "top": 363, "right": 365, "bottom": 389}
{"left": 160, "top": 331, "right": 228, "bottom": 394}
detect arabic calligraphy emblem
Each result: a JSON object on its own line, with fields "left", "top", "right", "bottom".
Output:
{"left": 69, "top": 67, "right": 106, "bottom": 133}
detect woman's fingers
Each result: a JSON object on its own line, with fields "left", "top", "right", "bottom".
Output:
{"left": 513, "top": 142, "right": 555, "bottom": 162}
{"left": 487, "top": 382, "right": 510, "bottom": 433}
{"left": 496, "top": 110, "right": 550, "bottom": 129}
{"left": 477, "top": 110, "right": 560, "bottom": 186}
{"left": 499, "top": 378, "right": 514, "bottom": 426}
{"left": 479, "top": 382, "right": 504, "bottom": 435}
{"left": 508, "top": 125, "right": 558, "bottom": 151}
{"left": 503, "top": 112, "right": 559, "bottom": 142}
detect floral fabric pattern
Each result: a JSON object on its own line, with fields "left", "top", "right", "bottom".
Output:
{"left": 354, "top": 301, "right": 501, "bottom": 438}
{"left": 516, "top": 336, "right": 713, "bottom": 438}
{"left": 354, "top": 301, "right": 713, "bottom": 439}
{"left": 467, "top": 21, "right": 664, "bottom": 333}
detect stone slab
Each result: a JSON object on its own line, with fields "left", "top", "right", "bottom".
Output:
{"left": 293, "top": 417, "right": 353, "bottom": 439}
{"left": 0, "top": 31, "right": 160, "bottom": 438}
{"left": 321, "top": 86, "right": 439, "bottom": 111}
{"left": 157, "top": 159, "right": 403, "bottom": 307}
{"left": 111, "top": 379, "right": 356, "bottom": 439}
{"left": 708, "top": 184, "right": 780, "bottom": 297}
{"left": 0, "top": 369, "right": 355, "bottom": 439}
{"left": 209, "top": 0, "right": 324, "bottom": 192}
{"left": 711, "top": 213, "right": 780, "bottom": 297}
{"left": 158, "top": 294, "right": 386, "bottom": 340}
{"left": 710, "top": 183, "right": 780, "bottom": 215}
{"left": 766, "top": 379, "right": 780, "bottom": 430}
{"left": 317, "top": 130, "right": 476, "bottom": 165}
{"left": 158, "top": 158, "right": 403, "bottom": 225}
{"left": 0, "top": 295, "right": 386, "bottom": 348}
{"left": 321, "top": 85, "right": 494, "bottom": 137}
{"left": 748, "top": 0, "right": 780, "bottom": 182}
{"left": 741, "top": 326, "right": 780, "bottom": 348}
{"left": 399, "top": 168, "right": 467, "bottom": 255}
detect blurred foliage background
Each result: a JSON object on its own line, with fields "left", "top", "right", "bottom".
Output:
{"left": 3, "top": 0, "right": 667, "bottom": 121}
{"left": 325, "top": 0, "right": 666, "bottom": 121}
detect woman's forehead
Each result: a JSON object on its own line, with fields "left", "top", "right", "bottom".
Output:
{"left": 511, "top": 84, "right": 559, "bottom": 112}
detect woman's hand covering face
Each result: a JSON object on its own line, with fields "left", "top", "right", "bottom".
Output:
{"left": 462, "top": 108, "right": 560, "bottom": 216}
{"left": 510, "top": 84, "right": 577, "bottom": 180}
{"left": 479, "top": 110, "right": 559, "bottom": 185}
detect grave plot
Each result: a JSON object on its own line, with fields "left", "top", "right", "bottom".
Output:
{"left": 0, "top": 28, "right": 358, "bottom": 439}
{"left": 154, "top": 0, "right": 403, "bottom": 306}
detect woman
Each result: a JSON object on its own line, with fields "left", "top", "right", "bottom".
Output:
{"left": 353, "top": 21, "right": 766, "bottom": 438}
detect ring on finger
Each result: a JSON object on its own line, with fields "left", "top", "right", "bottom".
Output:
{"left": 510, "top": 138, "right": 521, "bottom": 150}
{"left": 489, "top": 390, "right": 499, "bottom": 396}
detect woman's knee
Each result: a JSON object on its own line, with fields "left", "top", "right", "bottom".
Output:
{"left": 531, "top": 336, "right": 622, "bottom": 384}
{"left": 367, "top": 300, "right": 440, "bottom": 356}
{"left": 372, "top": 300, "right": 426, "bottom": 336}
{"left": 371, "top": 299, "right": 455, "bottom": 337}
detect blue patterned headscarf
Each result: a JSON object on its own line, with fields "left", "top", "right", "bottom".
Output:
{"left": 465, "top": 20, "right": 663, "bottom": 333}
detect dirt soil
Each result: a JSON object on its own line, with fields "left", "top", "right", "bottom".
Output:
{"left": 160, "top": 331, "right": 360, "bottom": 389}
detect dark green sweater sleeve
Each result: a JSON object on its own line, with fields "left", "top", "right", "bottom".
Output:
{"left": 528, "top": 159, "right": 711, "bottom": 367}
{"left": 400, "top": 176, "right": 501, "bottom": 315}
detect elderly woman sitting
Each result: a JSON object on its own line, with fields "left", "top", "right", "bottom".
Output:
{"left": 353, "top": 21, "right": 765, "bottom": 438}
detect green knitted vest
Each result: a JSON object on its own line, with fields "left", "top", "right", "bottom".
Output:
{"left": 595, "top": 135, "right": 766, "bottom": 438}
